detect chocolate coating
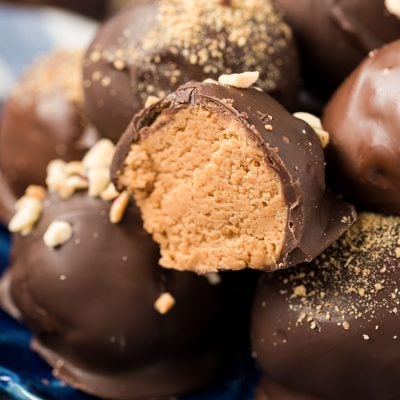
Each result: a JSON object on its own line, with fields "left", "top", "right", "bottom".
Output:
{"left": 83, "top": 0, "right": 299, "bottom": 141}
{"left": 276, "top": 0, "right": 400, "bottom": 96}
{"left": 0, "top": 170, "right": 16, "bottom": 224}
{"left": 5, "top": 0, "right": 108, "bottom": 19}
{"left": 323, "top": 40, "right": 400, "bottom": 214}
{"left": 6, "top": 192, "right": 232, "bottom": 399}
{"left": 112, "top": 81, "right": 355, "bottom": 271}
{"left": 252, "top": 213, "right": 400, "bottom": 400}
{"left": 0, "top": 50, "right": 100, "bottom": 198}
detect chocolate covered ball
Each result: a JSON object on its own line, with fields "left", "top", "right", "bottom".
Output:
{"left": 112, "top": 79, "right": 355, "bottom": 274}
{"left": 83, "top": 0, "right": 300, "bottom": 140}
{"left": 4, "top": 189, "right": 233, "bottom": 400}
{"left": 252, "top": 213, "right": 400, "bottom": 400}
{"left": 0, "top": 173, "right": 16, "bottom": 224}
{"left": 323, "top": 40, "right": 400, "bottom": 214}
{"left": 276, "top": 0, "right": 400, "bottom": 97}
{"left": 0, "top": 50, "right": 100, "bottom": 198}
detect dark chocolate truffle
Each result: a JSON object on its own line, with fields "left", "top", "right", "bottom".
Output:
{"left": 252, "top": 212, "right": 400, "bottom": 400}
{"left": 4, "top": 189, "right": 232, "bottom": 400}
{"left": 0, "top": 172, "right": 16, "bottom": 224}
{"left": 83, "top": 0, "right": 300, "bottom": 140}
{"left": 276, "top": 0, "right": 400, "bottom": 97}
{"left": 323, "top": 40, "right": 400, "bottom": 215}
{"left": 112, "top": 80, "right": 355, "bottom": 273}
{"left": 0, "top": 50, "right": 100, "bottom": 198}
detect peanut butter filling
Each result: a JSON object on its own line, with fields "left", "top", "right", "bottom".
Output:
{"left": 119, "top": 106, "right": 287, "bottom": 273}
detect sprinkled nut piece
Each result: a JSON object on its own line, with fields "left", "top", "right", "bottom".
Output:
{"left": 109, "top": 191, "right": 129, "bottom": 223}
{"left": 385, "top": 0, "right": 400, "bottom": 18}
{"left": 293, "top": 112, "right": 330, "bottom": 148}
{"left": 46, "top": 160, "right": 89, "bottom": 199}
{"left": 145, "top": 95, "right": 161, "bottom": 108}
{"left": 205, "top": 272, "right": 222, "bottom": 285}
{"left": 25, "top": 185, "right": 46, "bottom": 200}
{"left": 154, "top": 292, "right": 176, "bottom": 315}
{"left": 65, "top": 175, "right": 89, "bottom": 192}
{"left": 65, "top": 161, "right": 85, "bottom": 176}
{"left": 101, "top": 183, "right": 120, "bottom": 201}
{"left": 46, "top": 159, "right": 68, "bottom": 193}
{"left": 203, "top": 78, "right": 218, "bottom": 84}
{"left": 218, "top": 71, "right": 260, "bottom": 88}
{"left": 43, "top": 221, "right": 73, "bottom": 248}
{"left": 88, "top": 168, "right": 110, "bottom": 197}
{"left": 82, "top": 139, "right": 115, "bottom": 169}
{"left": 9, "top": 196, "right": 43, "bottom": 234}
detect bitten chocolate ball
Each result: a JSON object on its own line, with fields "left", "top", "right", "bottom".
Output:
{"left": 323, "top": 40, "right": 400, "bottom": 214}
{"left": 83, "top": 0, "right": 300, "bottom": 140}
{"left": 4, "top": 190, "right": 232, "bottom": 400}
{"left": 112, "top": 80, "right": 355, "bottom": 274}
{"left": 0, "top": 50, "right": 100, "bottom": 198}
{"left": 252, "top": 213, "right": 400, "bottom": 400}
{"left": 276, "top": 0, "right": 400, "bottom": 97}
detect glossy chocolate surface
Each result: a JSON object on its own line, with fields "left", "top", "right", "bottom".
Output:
{"left": 323, "top": 40, "right": 400, "bottom": 214}
{"left": 7, "top": 192, "right": 232, "bottom": 399}
{"left": 252, "top": 213, "right": 400, "bottom": 400}
{"left": 0, "top": 50, "right": 100, "bottom": 198}
{"left": 112, "top": 81, "right": 355, "bottom": 270}
{"left": 276, "top": 0, "right": 400, "bottom": 97}
{"left": 83, "top": 0, "right": 299, "bottom": 140}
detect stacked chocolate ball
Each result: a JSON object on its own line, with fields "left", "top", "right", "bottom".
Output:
{"left": 1, "top": 1, "right": 400, "bottom": 399}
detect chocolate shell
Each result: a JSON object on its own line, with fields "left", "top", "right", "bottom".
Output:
{"left": 5, "top": 192, "right": 233, "bottom": 400}
{"left": 323, "top": 39, "right": 400, "bottom": 215}
{"left": 0, "top": 50, "right": 100, "bottom": 198}
{"left": 0, "top": 172, "right": 16, "bottom": 224}
{"left": 252, "top": 213, "right": 400, "bottom": 400}
{"left": 83, "top": 0, "right": 299, "bottom": 140}
{"left": 112, "top": 81, "right": 355, "bottom": 274}
{"left": 276, "top": 0, "right": 400, "bottom": 97}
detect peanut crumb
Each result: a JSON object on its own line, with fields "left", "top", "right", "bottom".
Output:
{"left": 385, "top": 0, "right": 400, "bottom": 18}
{"left": 293, "top": 285, "right": 307, "bottom": 297}
{"left": 154, "top": 292, "right": 176, "bottom": 314}
{"left": 205, "top": 272, "right": 222, "bottom": 285}
{"left": 101, "top": 183, "right": 120, "bottom": 201}
{"left": 109, "top": 191, "right": 129, "bottom": 223}
{"left": 82, "top": 139, "right": 115, "bottom": 169}
{"left": 9, "top": 196, "right": 43, "bottom": 234}
{"left": 145, "top": 95, "right": 161, "bottom": 108}
{"left": 218, "top": 71, "right": 259, "bottom": 88}
{"left": 43, "top": 221, "right": 73, "bottom": 248}
{"left": 293, "top": 112, "right": 330, "bottom": 148}
{"left": 25, "top": 185, "right": 46, "bottom": 200}
{"left": 374, "top": 283, "right": 383, "bottom": 291}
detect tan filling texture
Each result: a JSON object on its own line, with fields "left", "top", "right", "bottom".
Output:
{"left": 120, "top": 106, "right": 287, "bottom": 273}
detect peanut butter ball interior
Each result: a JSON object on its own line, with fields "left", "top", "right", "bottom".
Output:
{"left": 119, "top": 106, "right": 288, "bottom": 273}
